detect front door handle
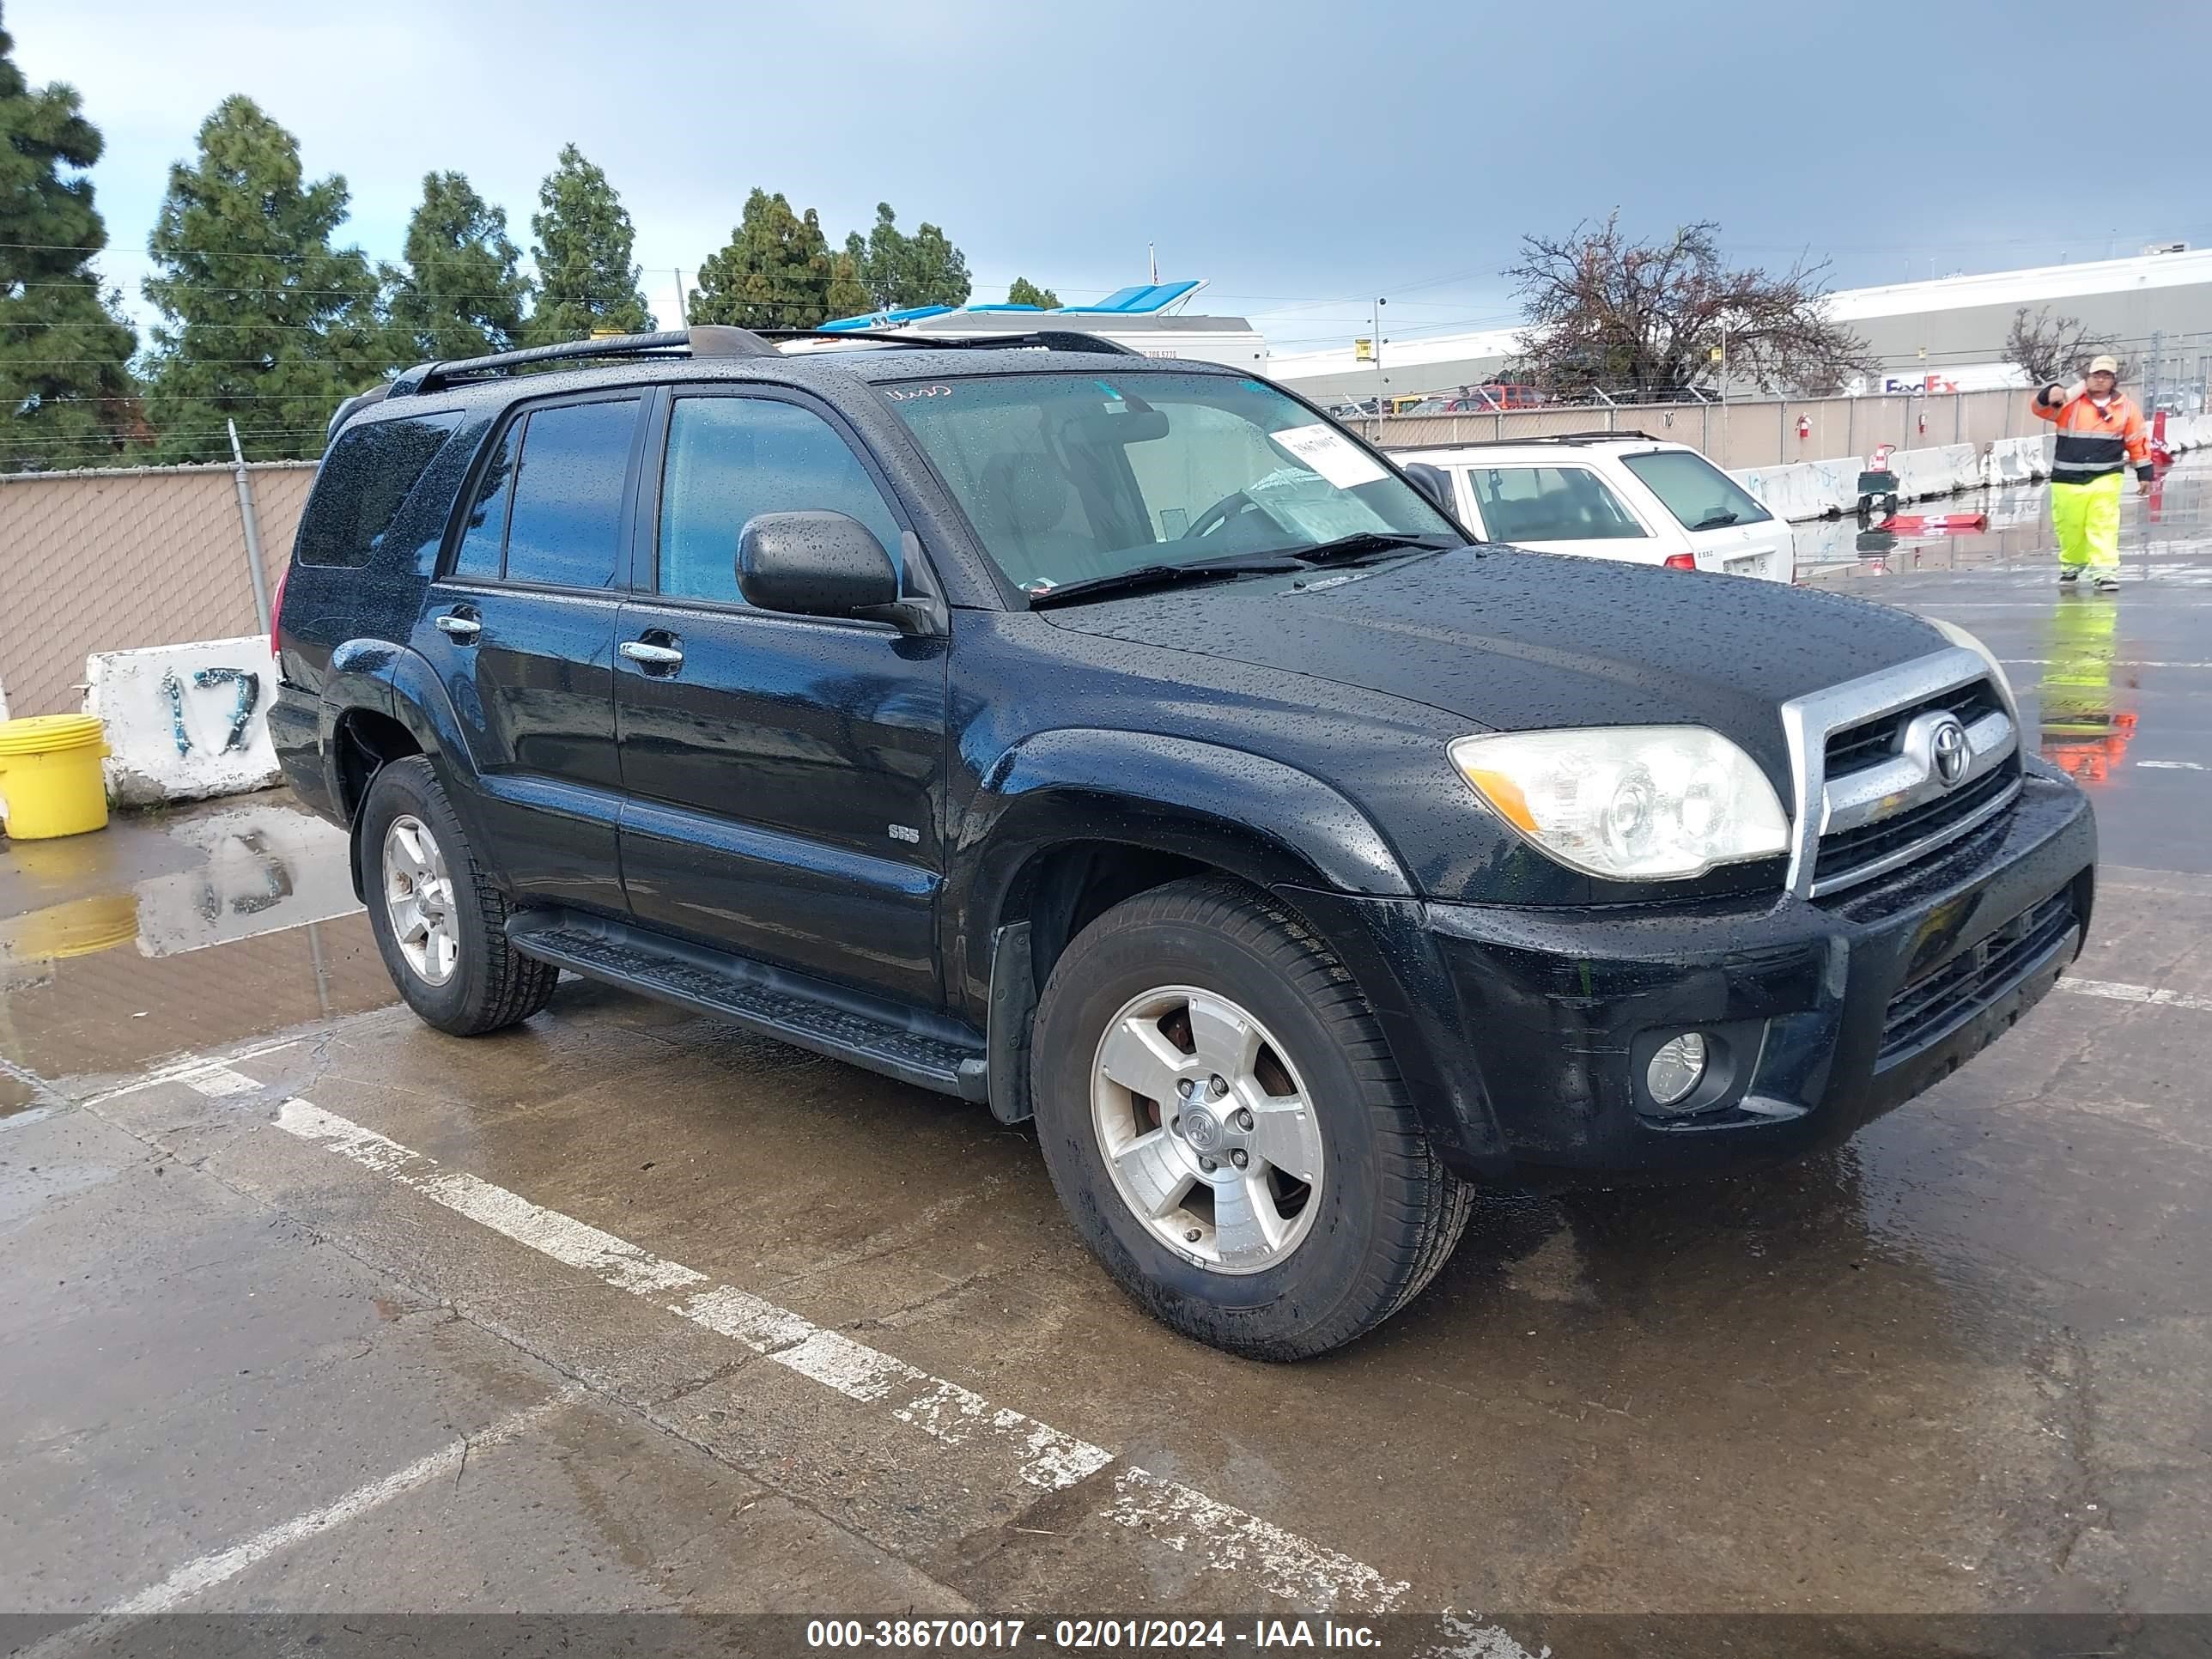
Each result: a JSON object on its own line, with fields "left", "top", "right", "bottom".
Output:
{"left": 434, "top": 613, "right": 482, "bottom": 641}
{"left": 619, "top": 639, "right": 684, "bottom": 668}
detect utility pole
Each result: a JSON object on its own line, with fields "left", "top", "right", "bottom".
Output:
{"left": 1372, "top": 296, "right": 1387, "bottom": 416}
{"left": 2148, "top": 327, "right": 2164, "bottom": 412}
{"left": 673, "top": 268, "right": 690, "bottom": 325}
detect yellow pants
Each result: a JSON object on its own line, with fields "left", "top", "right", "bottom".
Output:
{"left": 2051, "top": 471, "right": 2124, "bottom": 572}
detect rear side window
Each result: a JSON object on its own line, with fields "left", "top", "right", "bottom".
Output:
{"left": 657, "top": 397, "right": 902, "bottom": 604}
{"left": 1620, "top": 449, "right": 1773, "bottom": 531}
{"left": 294, "top": 412, "right": 461, "bottom": 567}
{"left": 1465, "top": 465, "right": 1647, "bottom": 542}
{"left": 449, "top": 398, "right": 639, "bottom": 588}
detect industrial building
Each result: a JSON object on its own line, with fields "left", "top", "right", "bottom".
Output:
{"left": 1263, "top": 246, "right": 2212, "bottom": 406}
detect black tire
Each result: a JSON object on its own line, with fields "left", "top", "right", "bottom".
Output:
{"left": 1029, "top": 877, "right": 1471, "bottom": 1360}
{"left": 357, "top": 756, "right": 558, "bottom": 1036}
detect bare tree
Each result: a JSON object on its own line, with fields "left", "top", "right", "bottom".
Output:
{"left": 2002, "top": 305, "right": 2120, "bottom": 386}
{"left": 1506, "top": 215, "right": 1869, "bottom": 403}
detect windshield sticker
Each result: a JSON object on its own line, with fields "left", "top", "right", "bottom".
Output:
{"left": 1268, "top": 422, "right": 1388, "bottom": 489}
{"left": 883, "top": 385, "right": 954, "bottom": 403}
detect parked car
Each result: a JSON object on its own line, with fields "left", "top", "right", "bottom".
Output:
{"left": 1393, "top": 432, "right": 1797, "bottom": 580}
{"left": 1443, "top": 385, "right": 1543, "bottom": 412}
{"left": 274, "top": 327, "right": 2095, "bottom": 1358}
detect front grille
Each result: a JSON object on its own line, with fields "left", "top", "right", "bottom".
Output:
{"left": 1824, "top": 678, "right": 2006, "bottom": 781}
{"left": 1877, "top": 890, "right": 2077, "bottom": 1066}
{"left": 1814, "top": 758, "right": 2021, "bottom": 888}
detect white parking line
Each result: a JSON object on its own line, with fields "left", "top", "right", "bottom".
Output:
{"left": 1999, "top": 658, "right": 2212, "bottom": 670}
{"left": 2060, "top": 976, "right": 2212, "bottom": 1015}
{"left": 2136, "top": 760, "right": 2210, "bottom": 771}
{"left": 11, "top": 1385, "right": 588, "bottom": 1649}
{"left": 245, "top": 1086, "right": 1409, "bottom": 1614}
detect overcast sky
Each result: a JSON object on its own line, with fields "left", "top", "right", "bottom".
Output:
{"left": 14, "top": 0, "right": 2212, "bottom": 354}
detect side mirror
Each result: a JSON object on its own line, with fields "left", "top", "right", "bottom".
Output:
{"left": 1401, "top": 462, "right": 1455, "bottom": 519}
{"left": 737, "top": 511, "right": 901, "bottom": 619}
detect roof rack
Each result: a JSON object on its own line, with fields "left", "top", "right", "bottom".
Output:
{"left": 386, "top": 325, "right": 781, "bottom": 398}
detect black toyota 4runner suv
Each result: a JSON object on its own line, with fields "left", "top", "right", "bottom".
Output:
{"left": 273, "top": 325, "right": 2095, "bottom": 1359}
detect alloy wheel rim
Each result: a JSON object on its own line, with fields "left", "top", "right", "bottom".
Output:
{"left": 382, "top": 814, "right": 459, "bottom": 987}
{"left": 1089, "top": 985, "right": 1325, "bottom": 1275}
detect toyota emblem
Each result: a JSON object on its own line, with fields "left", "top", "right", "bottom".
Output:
{"left": 1929, "top": 716, "right": 1970, "bottom": 787}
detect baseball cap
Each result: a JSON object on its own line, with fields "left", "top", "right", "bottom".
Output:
{"left": 2088, "top": 355, "right": 2120, "bottom": 376}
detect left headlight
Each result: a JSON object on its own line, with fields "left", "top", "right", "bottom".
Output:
{"left": 1449, "top": 726, "right": 1790, "bottom": 881}
{"left": 1929, "top": 617, "right": 2019, "bottom": 717}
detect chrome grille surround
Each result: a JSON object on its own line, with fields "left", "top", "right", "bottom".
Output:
{"left": 1778, "top": 647, "right": 2021, "bottom": 901}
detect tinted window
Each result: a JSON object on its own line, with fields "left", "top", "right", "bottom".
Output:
{"left": 501, "top": 398, "right": 639, "bottom": 589}
{"left": 294, "top": 412, "right": 461, "bottom": 567}
{"left": 1620, "top": 449, "right": 1773, "bottom": 531}
{"left": 1465, "top": 465, "right": 1647, "bottom": 543}
{"left": 449, "top": 421, "right": 519, "bottom": 579}
{"left": 658, "top": 398, "right": 902, "bottom": 604}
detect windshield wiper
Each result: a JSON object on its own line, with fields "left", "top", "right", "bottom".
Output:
{"left": 1690, "top": 512, "right": 1741, "bottom": 530}
{"left": 1281, "top": 530, "right": 1462, "bottom": 565}
{"left": 1024, "top": 556, "right": 1304, "bottom": 610}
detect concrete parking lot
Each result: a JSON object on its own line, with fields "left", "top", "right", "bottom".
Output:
{"left": 4, "top": 465, "right": 2210, "bottom": 1654}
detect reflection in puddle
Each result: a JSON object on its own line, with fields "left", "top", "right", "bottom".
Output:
{"left": 0, "top": 804, "right": 360, "bottom": 970}
{"left": 0, "top": 798, "right": 392, "bottom": 1083}
{"left": 2037, "top": 596, "right": 2139, "bottom": 783}
{"left": 131, "top": 806, "right": 360, "bottom": 957}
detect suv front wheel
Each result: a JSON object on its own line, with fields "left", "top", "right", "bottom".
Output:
{"left": 1030, "top": 878, "right": 1471, "bottom": 1359}
{"left": 358, "top": 757, "right": 559, "bottom": 1036}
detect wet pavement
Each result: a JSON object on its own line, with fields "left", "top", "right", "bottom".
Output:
{"left": 3, "top": 462, "right": 2210, "bottom": 1646}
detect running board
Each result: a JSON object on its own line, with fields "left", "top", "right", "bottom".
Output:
{"left": 507, "top": 909, "right": 988, "bottom": 1103}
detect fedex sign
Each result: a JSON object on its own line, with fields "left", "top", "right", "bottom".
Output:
{"left": 1884, "top": 374, "right": 1960, "bottom": 394}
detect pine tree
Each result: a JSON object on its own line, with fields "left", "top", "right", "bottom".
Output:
{"left": 689, "top": 189, "right": 833, "bottom": 329}
{"left": 824, "top": 252, "right": 870, "bottom": 320}
{"left": 845, "top": 204, "right": 972, "bottom": 312}
{"left": 527, "top": 144, "right": 651, "bottom": 344}
{"left": 141, "top": 95, "right": 385, "bottom": 462}
{"left": 1006, "top": 276, "right": 1059, "bottom": 310}
{"left": 0, "top": 13, "right": 138, "bottom": 471}
{"left": 386, "top": 170, "right": 530, "bottom": 362}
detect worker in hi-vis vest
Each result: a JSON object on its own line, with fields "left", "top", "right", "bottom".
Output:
{"left": 2031, "top": 353, "right": 2153, "bottom": 592}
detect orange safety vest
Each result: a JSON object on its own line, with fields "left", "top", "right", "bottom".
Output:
{"left": 2031, "top": 387, "right": 2151, "bottom": 485}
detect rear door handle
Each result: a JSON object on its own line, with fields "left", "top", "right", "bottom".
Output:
{"left": 619, "top": 640, "right": 684, "bottom": 668}
{"left": 434, "top": 613, "right": 482, "bottom": 641}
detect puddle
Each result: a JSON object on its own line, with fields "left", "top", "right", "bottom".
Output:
{"left": 0, "top": 794, "right": 395, "bottom": 1083}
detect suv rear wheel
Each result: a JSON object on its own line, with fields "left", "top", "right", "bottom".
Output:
{"left": 1030, "top": 877, "right": 1471, "bottom": 1359}
{"left": 359, "top": 757, "right": 558, "bottom": 1036}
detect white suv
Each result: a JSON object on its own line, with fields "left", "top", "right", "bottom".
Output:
{"left": 1392, "top": 433, "right": 1796, "bottom": 581}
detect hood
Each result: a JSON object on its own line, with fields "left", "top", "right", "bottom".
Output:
{"left": 1039, "top": 547, "right": 1949, "bottom": 790}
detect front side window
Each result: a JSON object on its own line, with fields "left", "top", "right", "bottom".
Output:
{"left": 295, "top": 412, "right": 461, "bottom": 568}
{"left": 657, "top": 397, "right": 902, "bottom": 604}
{"left": 498, "top": 398, "right": 640, "bottom": 589}
{"left": 882, "top": 371, "right": 1455, "bottom": 593}
{"left": 1464, "top": 465, "right": 1648, "bottom": 543}
{"left": 1619, "top": 448, "right": 1773, "bottom": 532}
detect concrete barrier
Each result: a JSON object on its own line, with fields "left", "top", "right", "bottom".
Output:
{"left": 82, "top": 635, "right": 282, "bottom": 808}
{"left": 1729, "top": 456, "right": 1873, "bottom": 522}
{"left": 1984, "top": 435, "right": 2047, "bottom": 487}
{"left": 1889, "top": 442, "right": 1981, "bottom": 501}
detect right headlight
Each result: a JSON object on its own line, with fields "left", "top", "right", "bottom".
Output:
{"left": 1449, "top": 726, "right": 1790, "bottom": 881}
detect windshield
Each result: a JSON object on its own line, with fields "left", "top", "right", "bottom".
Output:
{"left": 882, "top": 372, "right": 1457, "bottom": 594}
{"left": 1619, "top": 448, "right": 1772, "bottom": 531}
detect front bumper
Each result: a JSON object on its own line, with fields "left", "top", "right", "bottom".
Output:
{"left": 1285, "top": 769, "right": 2095, "bottom": 1189}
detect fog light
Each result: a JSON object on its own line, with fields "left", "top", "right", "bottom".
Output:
{"left": 1645, "top": 1032, "right": 1708, "bottom": 1109}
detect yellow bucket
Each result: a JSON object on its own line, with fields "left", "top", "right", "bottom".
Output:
{"left": 0, "top": 714, "right": 112, "bottom": 839}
